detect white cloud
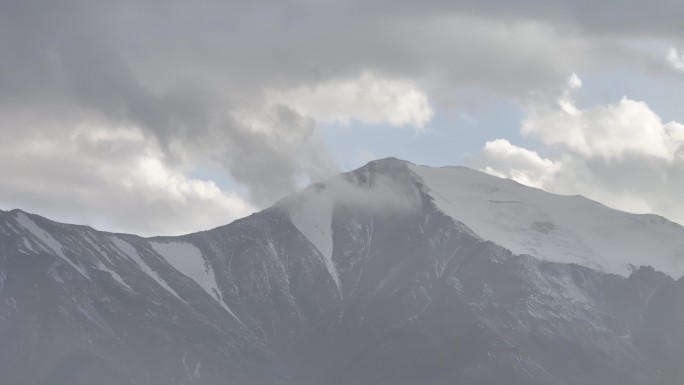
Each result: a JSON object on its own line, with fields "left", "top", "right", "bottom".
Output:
{"left": 567, "top": 73, "right": 583, "bottom": 89}
{"left": 477, "top": 139, "right": 559, "bottom": 189}
{"left": 522, "top": 93, "right": 683, "bottom": 162}
{"left": 267, "top": 73, "right": 434, "bottom": 130}
{"left": 0, "top": 122, "right": 255, "bottom": 236}
{"left": 668, "top": 48, "right": 684, "bottom": 72}
{"left": 473, "top": 75, "right": 684, "bottom": 224}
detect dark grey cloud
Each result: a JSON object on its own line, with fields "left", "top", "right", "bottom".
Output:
{"left": 4, "top": 0, "right": 669, "bottom": 111}
{"left": 365, "top": 0, "right": 684, "bottom": 37}
{"left": 0, "top": 0, "right": 339, "bottom": 204}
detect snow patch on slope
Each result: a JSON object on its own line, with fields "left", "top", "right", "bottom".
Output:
{"left": 409, "top": 164, "right": 684, "bottom": 278}
{"left": 84, "top": 233, "right": 114, "bottom": 265}
{"left": 149, "top": 241, "right": 246, "bottom": 326}
{"left": 95, "top": 261, "right": 133, "bottom": 291}
{"left": 288, "top": 187, "right": 341, "bottom": 293}
{"left": 14, "top": 212, "right": 90, "bottom": 279}
{"left": 150, "top": 241, "right": 219, "bottom": 298}
{"left": 110, "top": 237, "right": 184, "bottom": 302}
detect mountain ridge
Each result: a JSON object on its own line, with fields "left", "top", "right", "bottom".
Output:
{"left": 1, "top": 158, "right": 684, "bottom": 384}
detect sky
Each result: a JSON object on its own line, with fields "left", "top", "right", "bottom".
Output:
{"left": 1, "top": 0, "right": 684, "bottom": 236}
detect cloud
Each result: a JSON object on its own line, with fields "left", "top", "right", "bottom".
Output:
{"left": 377, "top": 0, "right": 684, "bottom": 38}
{"left": 668, "top": 48, "right": 684, "bottom": 72}
{"left": 291, "top": 167, "right": 424, "bottom": 218}
{"left": 267, "top": 73, "right": 434, "bottom": 129}
{"left": 477, "top": 139, "right": 559, "bottom": 189}
{"left": 522, "top": 75, "right": 684, "bottom": 161}
{"left": 473, "top": 75, "right": 684, "bottom": 224}
{"left": 0, "top": 122, "right": 255, "bottom": 236}
{"left": 217, "top": 104, "right": 338, "bottom": 205}
{"left": 1, "top": 0, "right": 684, "bottom": 233}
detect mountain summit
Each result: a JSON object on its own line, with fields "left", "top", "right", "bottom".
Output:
{"left": 296, "top": 158, "right": 684, "bottom": 278}
{"left": 1, "top": 158, "right": 683, "bottom": 385}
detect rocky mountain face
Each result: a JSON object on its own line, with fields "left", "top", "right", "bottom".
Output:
{"left": 1, "top": 158, "right": 683, "bottom": 385}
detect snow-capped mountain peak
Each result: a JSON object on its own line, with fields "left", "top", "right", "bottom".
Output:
{"left": 286, "top": 158, "right": 684, "bottom": 279}
{"left": 3, "top": 158, "right": 684, "bottom": 385}
{"left": 408, "top": 163, "right": 684, "bottom": 278}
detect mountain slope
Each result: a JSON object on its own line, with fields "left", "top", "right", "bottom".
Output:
{"left": 409, "top": 163, "right": 684, "bottom": 278}
{"left": 1, "top": 158, "right": 683, "bottom": 385}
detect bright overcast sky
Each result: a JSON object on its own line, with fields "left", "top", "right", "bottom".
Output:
{"left": 2, "top": 0, "right": 684, "bottom": 235}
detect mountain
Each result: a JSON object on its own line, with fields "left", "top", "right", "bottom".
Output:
{"left": 1, "top": 158, "right": 683, "bottom": 385}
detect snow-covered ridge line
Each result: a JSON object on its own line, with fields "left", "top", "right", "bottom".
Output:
{"left": 14, "top": 212, "right": 91, "bottom": 279}
{"left": 408, "top": 164, "right": 684, "bottom": 279}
